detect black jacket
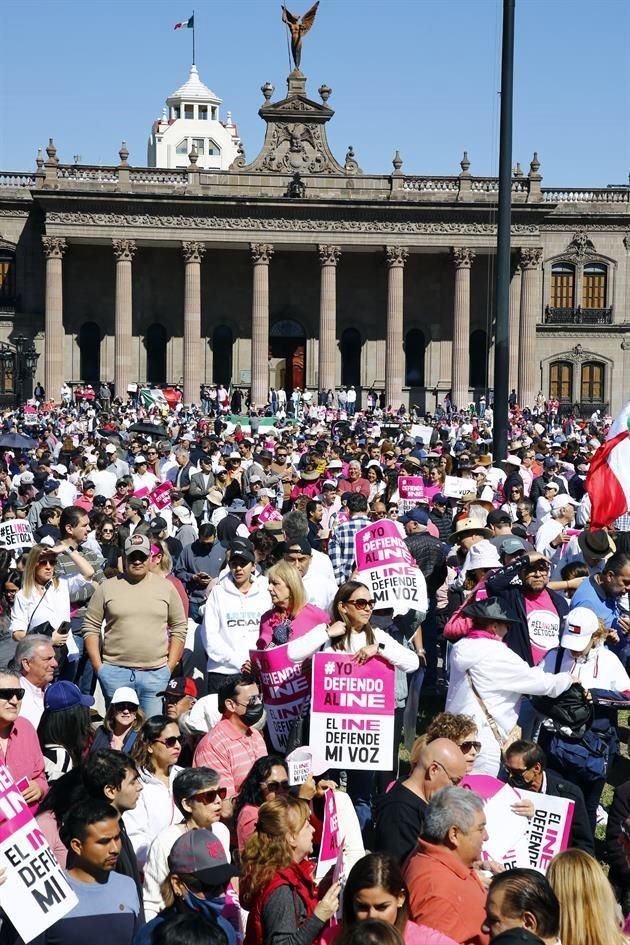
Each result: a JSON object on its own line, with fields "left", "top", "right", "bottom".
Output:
{"left": 117, "top": 820, "right": 145, "bottom": 924}
{"left": 545, "top": 768, "right": 594, "bottom": 855}
{"left": 606, "top": 780, "right": 630, "bottom": 891}
{"left": 486, "top": 560, "right": 569, "bottom": 666}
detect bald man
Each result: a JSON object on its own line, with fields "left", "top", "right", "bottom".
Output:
{"left": 373, "top": 737, "right": 467, "bottom": 863}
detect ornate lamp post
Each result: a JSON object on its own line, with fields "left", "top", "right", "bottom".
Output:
{"left": 13, "top": 336, "right": 40, "bottom": 405}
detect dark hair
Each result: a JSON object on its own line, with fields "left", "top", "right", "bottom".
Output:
{"left": 336, "top": 920, "right": 404, "bottom": 945}
{"left": 59, "top": 505, "right": 89, "bottom": 537}
{"left": 153, "top": 915, "right": 227, "bottom": 945}
{"left": 560, "top": 560, "right": 589, "bottom": 582}
{"left": 82, "top": 750, "right": 138, "bottom": 796}
{"left": 504, "top": 740, "right": 546, "bottom": 770}
{"left": 603, "top": 552, "right": 630, "bottom": 576}
{"left": 488, "top": 868, "right": 560, "bottom": 938}
{"left": 342, "top": 853, "right": 409, "bottom": 933}
{"left": 347, "top": 493, "right": 368, "bottom": 514}
{"left": 36, "top": 768, "right": 86, "bottom": 825}
{"left": 218, "top": 673, "right": 257, "bottom": 713}
{"left": 37, "top": 703, "right": 92, "bottom": 766}
{"left": 305, "top": 500, "right": 320, "bottom": 519}
{"left": 131, "top": 715, "right": 178, "bottom": 773}
{"left": 39, "top": 506, "right": 61, "bottom": 525}
{"left": 233, "top": 755, "right": 288, "bottom": 827}
{"left": 198, "top": 523, "right": 216, "bottom": 540}
{"left": 59, "top": 798, "right": 119, "bottom": 849}
{"left": 173, "top": 767, "right": 220, "bottom": 817}
{"left": 331, "top": 581, "right": 376, "bottom": 650}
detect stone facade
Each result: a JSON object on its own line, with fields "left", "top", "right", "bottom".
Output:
{"left": 0, "top": 69, "right": 628, "bottom": 411}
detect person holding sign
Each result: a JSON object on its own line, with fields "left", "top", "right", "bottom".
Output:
{"left": 0, "top": 664, "right": 47, "bottom": 808}
{"left": 258, "top": 561, "right": 329, "bottom": 649}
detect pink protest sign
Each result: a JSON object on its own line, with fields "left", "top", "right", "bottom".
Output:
{"left": 354, "top": 520, "right": 414, "bottom": 572}
{"left": 250, "top": 645, "right": 310, "bottom": 752}
{"left": 309, "top": 653, "right": 395, "bottom": 771}
{"left": 316, "top": 789, "right": 344, "bottom": 881}
{"left": 258, "top": 503, "right": 282, "bottom": 525}
{"left": 132, "top": 486, "right": 150, "bottom": 499}
{"left": 397, "top": 476, "right": 425, "bottom": 500}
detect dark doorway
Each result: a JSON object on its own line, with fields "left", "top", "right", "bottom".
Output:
{"left": 270, "top": 319, "right": 306, "bottom": 394}
{"left": 212, "top": 326, "right": 233, "bottom": 387}
{"left": 405, "top": 328, "right": 426, "bottom": 413}
{"left": 469, "top": 328, "right": 488, "bottom": 390}
{"left": 79, "top": 322, "right": 101, "bottom": 385}
{"left": 146, "top": 324, "right": 167, "bottom": 384}
{"left": 340, "top": 327, "right": 361, "bottom": 388}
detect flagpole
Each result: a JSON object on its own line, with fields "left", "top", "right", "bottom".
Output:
{"left": 192, "top": 10, "right": 196, "bottom": 65}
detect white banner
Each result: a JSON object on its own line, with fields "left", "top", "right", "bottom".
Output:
{"left": 356, "top": 563, "right": 427, "bottom": 616}
{"left": 0, "top": 520, "right": 34, "bottom": 549}
{"left": 444, "top": 475, "right": 475, "bottom": 499}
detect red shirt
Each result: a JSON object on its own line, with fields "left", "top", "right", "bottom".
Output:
{"left": 403, "top": 840, "right": 489, "bottom": 945}
{"left": 193, "top": 716, "right": 266, "bottom": 799}
{"left": 337, "top": 477, "right": 371, "bottom": 498}
{"left": 0, "top": 716, "right": 48, "bottom": 809}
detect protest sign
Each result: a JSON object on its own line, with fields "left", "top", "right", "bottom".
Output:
{"left": 504, "top": 789, "right": 574, "bottom": 873}
{"left": 444, "top": 475, "right": 476, "bottom": 499}
{"left": 354, "top": 521, "right": 414, "bottom": 571}
{"left": 316, "top": 789, "right": 344, "bottom": 880}
{"left": 0, "top": 520, "right": 33, "bottom": 549}
{"left": 0, "top": 765, "right": 77, "bottom": 942}
{"left": 258, "top": 503, "right": 282, "bottom": 525}
{"left": 410, "top": 424, "right": 434, "bottom": 445}
{"left": 250, "top": 645, "right": 309, "bottom": 752}
{"left": 397, "top": 476, "right": 425, "bottom": 514}
{"left": 354, "top": 521, "right": 427, "bottom": 616}
{"left": 286, "top": 748, "right": 313, "bottom": 786}
{"left": 148, "top": 482, "right": 172, "bottom": 511}
{"left": 132, "top": 486, "right": 150, "bottom": 500}
{"left": 309, "top": 653, "right": 395, "bottom": 772}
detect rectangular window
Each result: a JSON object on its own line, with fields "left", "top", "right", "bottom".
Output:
{"left": 173, "top": 106, "right": 180, "bottom": 119}
{"left": 199, "top": 106, "right": 208, "bottom": 120}
{"left": 192, "top": 138, "right": 205, "bottom": 155}
{"left": 581, "top": 363, "right": 604, "bottom": 402}
{"left": 582, "top": 269, "right": 606, "bottom": 309}
{"left": 550, "top": 362, "right": 573, "bottom": 402}
{"left": 550, "top": 267, "right": 575, "bottom": 308}
{"left": 0, "top": 259, "right": 15, "bottom": 301}
{"left": 211, "top": 107, "right": 218, "bottom": 120}
{"left": 184, "top": 104, "right": 194, "bottom": 120}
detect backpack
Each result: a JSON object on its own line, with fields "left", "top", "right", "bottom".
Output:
{"left": 530, "top": 648, "right": 593, "bottom": 738}
{"left": 548, "top": 719, "right": 616, "bottom": 783}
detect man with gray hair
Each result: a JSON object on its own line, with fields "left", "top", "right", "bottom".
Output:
{"left": 11, "top": 635, "right": 58, "bottom": 728}
{"left": 404, "top": 786, "right": 489, "bottom": 945}
{"left": 534, "top": 493, "right": 578, "bottom": 575}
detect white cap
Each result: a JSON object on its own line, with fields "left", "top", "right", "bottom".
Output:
{"left": 134, "top": 455, "right": 147, "bottom": 464}
{"left": 52, "top": 463, "right": 67, "bottom": 475}
{"left": 560, "top": 607, "right": 600, "bottom": 649}
{"left": 463, "top": 539, "right": 501, "bottom": 573}
{"left": 111, "top": 686, "right": 140, "bottom": 706}
{"left": 503, "top": 455, "right": 522, "bottom": 467}
{"left": 105, "top": 443, "right": 117, "bottom": 454}
{"left": 550, "top": 494, "right": 579, "bottom": 511}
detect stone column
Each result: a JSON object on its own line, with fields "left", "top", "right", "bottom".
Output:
{"left": 182, "top": 241, "right": 206, "bottom": 404}
{"left": 508, "top": 262, "right": 522, "bottom": 395}
{"left": 42, "top": 236, "right": 67, "bottom": 402}
{"left": 113, "top": 239, "right": 136, "bottom": 400}
{"left": 385, "top": 245, "right": 409, "bottom": 409}
{"left": 451, "top": 247, "right": 476, "bottom": 410}
{"left": 318, "top": 245, "right": 341, "bottom": 395}
{"left": 250, "top": 243, "right": 274, "bottom": 408}
{"left": 518, "top": 247, "right": 543, "bottom": 409}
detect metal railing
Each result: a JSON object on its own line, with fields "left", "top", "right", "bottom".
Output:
{"left": 544, "top": 305, "right": 613, "bottom": 325}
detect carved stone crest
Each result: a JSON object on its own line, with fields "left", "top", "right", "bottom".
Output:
{"left": 565, "top": 229, "right": 596, "bottom": 260}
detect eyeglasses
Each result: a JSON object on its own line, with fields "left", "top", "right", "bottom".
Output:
{"left": 190, "top": 786, "right": 228, "bottom": 804}
{"left": 262, "top": 779, "right": 290, "bottom": 793}
{"left": 37, "top": 555, "right": 57, "bottom": 566}
{"left": 459, "top": 740, "right": 482, "bottom": 754}
{"left": 153, "top": 735, "right": 182, "bottom": 748}
{"left": 114, "top": 702, "right": 138, "bottom": 713}
{"left": 433, "top": 760, "right": 462, "bottom": 786}
{"left": 0, "top": 688, "right": 24, "bottom": 701}
{"left": 235, "top": 696, "right": 262, "bottom": 709}
{"left": 504, "top": 764, "right": 532, "bottom": 777}
{"left": 276, "top": 454, "right": 287, "bottom": 459}
{"left": 346, "top": 598, "right": 375, "bottom": 610}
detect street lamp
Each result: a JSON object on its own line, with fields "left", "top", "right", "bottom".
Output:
{"left": 13, "top": 336, "right": 39, "bottom": 406}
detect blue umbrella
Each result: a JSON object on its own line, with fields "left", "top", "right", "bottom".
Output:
{"left": 0, "top": 432, "right": 39, "bottom": 450}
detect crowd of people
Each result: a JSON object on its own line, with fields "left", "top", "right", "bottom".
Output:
{"left": 0, "top": 387, "right": 629, "bottom": 945}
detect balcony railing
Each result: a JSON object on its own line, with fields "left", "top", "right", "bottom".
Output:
{"left": 543, "top": 305, "right": 613, "bottom": 325}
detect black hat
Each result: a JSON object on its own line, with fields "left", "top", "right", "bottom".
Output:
{"left": 577, "top": 528, "right": 615, "bottom": 561}
{"left": 149, "top": 516, "right": 168, "bottom": 532}
{"left": 486, "top": 509, "right": 512, "bottom": 527}
{"left": 285, "top": 536, "right": 312, "bottom": 556}
{"left": 461, "top": 597, "right": 518, "bottom": 624}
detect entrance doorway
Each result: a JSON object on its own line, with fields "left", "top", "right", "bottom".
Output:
{"left": 146, "top": 324, "right": 167, "bottom": 384}
{"left": 270, "top": 319, "right": 306, "bottom": 395}
{"left": 79, "top": 322, "right": 101, "bottom": 385}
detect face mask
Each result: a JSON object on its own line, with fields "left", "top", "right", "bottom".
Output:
{"left": 242, "top": 703, "right": 264, "bottom": 726}
{"left": 508, "top": 772, "right": 533, "bottom": 790}
{"left": 184, "top": 890, "right": 225, "bottom": 920}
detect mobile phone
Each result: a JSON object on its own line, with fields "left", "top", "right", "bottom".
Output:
{"left": 56, "top": 621, "right": 71, "bottom": 635}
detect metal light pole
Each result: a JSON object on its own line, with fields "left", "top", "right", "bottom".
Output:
{"left": 13, "top": 336, "right": 39, "bottom": 406}
{"left": 492, "top": 0, "right": 516, "bottom": 463}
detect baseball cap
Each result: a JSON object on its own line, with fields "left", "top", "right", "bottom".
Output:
{"left": 111, "top": 687, "right": 140, "bottom": 707}
{"left": 104, "top": 443, "right": 117, "bottom": 454}
{"left": 229, "top": 545, "right": 255, "bottom": 564}
{"left": 499, "top": 536, "right": 530, "bottom": 556}
{"left": 21, "top": 471, "right": 34, "bottom": 484}
{"left": 167, "top": 829, "right": 239, "bottom": 886}
{"left": 127, "top": 497, "right": 145, "bottom": 512}
{"left": 149, "top": 516, "right": 167, "bottom": 532}
{"left": 560, "top": 607, "right": 600, "bottom": 649}
{"left": 43, "top": 480, "right": 59, "bottom": 494}
{"left": 83, "top": 480, "right": 95, "bottom": 491}
{"left": 432, "top": 493, "right": 448, "bottom": 506}
{"left": 124, "top": 534, "right": 151, "bottom": 558}
{"left": 550, "top": 494, "right": 579, "bottom": 511}
{"left": 543, "top": 457, "right": 557, "bottom": 469}
{"left": 52, "top": 463, "right": 68, "bottom": 475}
{"left": 486, "top": 509, "right": 512, "bottom": 527}
{"left": 157, "top": 677, "right": 197, "bottom": 699}
{"left": 399, "top": 508, "right": 430, "bottom": 526}
{"left": 44, "top": 681, "right": 95, "bottom": 712}
{"left": 322, "top": 480, "right": 337, "bottom": 490}
{"left": 134, "top": 455, "right": 148, "bottom": 465}
{"left": 285, "top": 536, "right": 312, "bottom": 556}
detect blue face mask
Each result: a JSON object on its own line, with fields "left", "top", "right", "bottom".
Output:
{"left": 184, "top": 889, "right": 225, "bottom": 920}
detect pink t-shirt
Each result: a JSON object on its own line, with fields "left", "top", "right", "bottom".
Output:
{"left": 524, "top": 589, "right": 561, "bottom": 664}
{"left": 322, "top": 922, "right": 457, "bottom": 945}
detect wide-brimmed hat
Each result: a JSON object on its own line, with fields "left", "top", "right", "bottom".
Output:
{"left": 463, "top": 540, "right": 501, "bottom": 572}
{"left": 300, "top": 469, "right": 322, "bottom": 481}
{"left": 577, "top": 528, "right": 615, "bottom": 561}
{"left": 448, "top": 517, "right": 492, "bottom": 543}
{"left": 227, "top": 498, "right": 248, "bottom": 515}
{"left": 503, "top": 455, "right": 522, "bottom": 468}
{"left": 461, "top": 597, "right": 518, "bottom": 624}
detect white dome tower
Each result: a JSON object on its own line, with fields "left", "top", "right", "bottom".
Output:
{"left": 147, "top": 64, "right": 240, "bottom": 170}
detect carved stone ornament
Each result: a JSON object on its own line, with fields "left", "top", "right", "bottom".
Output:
{"left": 344, "top": 146, "right": 362, "bottom": 175}
{"left": 229, "top": 141, "right": 246, "bottom": 171}
{"left": 452, "top": 246, "right": 476, "bottom": 269}
{"left": 41, "top": 236, "right": 67, "bottom": 259}
{"left": 44, "top": 211, "right": 539, "bottom": 236}
{"left": 112, "top": 238, "right": 137, "bottom": 262}
{"left": 565, "top": 229, "right": 596, "bottom": 260}
{"left": 318, "top": 244, "right": 341, "bottom": 266}
{"left": 243, "top": 118, "right": 345, "bottom": 175}
{"left": 286, "top": 173, "right": 306, "bottom": 198}
{"left": 519, "top": 246, "right": 543, "bottom": 269}
{"left": 621, "top": 338, "right": 630, "bottom": 351}
{"left": 623, "top": 229, "right": 630, "bottom": 253}
{"left": 386, "top": 245, "right": 409, "bottom": 268}
{"left": 182, "top": 241, "right": 206, "bottom": 263}
{"left": 250, "top": 243, "right": 274, "bottom": 264}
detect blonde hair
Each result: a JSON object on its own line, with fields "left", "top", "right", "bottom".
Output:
{"left": 151, "top": 539, "right": 173, "bottom": 576}
{"left": 547, "top": 849, "right": 626, "bottom": 945}
{"left": 240, "top": 795, "right": 310, "bottom": 909}
{"left": 266, "top": 560, "right": 307, "bottom": 616}
{"left": 22, "top": 545, "right": 59, "bottom": 597}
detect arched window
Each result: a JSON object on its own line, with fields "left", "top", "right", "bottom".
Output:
{"left": 146, "top": 324, "right": 167, "bottom": 385}
{"left": 405, "top": 329, "right": 426, "bottom": 387}
{"left": 340, "top": 328, "right": 361, "bottom": 388}
{"left": 549, "top": 361, "right": 573, "bottom": 402}
{"left": 0, "top": 251, "right": 15, "bottom": 303}
{"left": 79, "top": 322, "right": 101, "bottom": 385}
{"left": 469, "top": 329, "right": 487, "bottom": 389}
{"left": 581, "top": 361, "right": 605, "bottom": 403}
{"left": 213, "top": 326, "right": 233, "bottom": 386}
{"left": 582, "top": 264, "right": 607, "bottom": 309}
{"left": 550, "top": 263, "right": 575, "bottom": 309}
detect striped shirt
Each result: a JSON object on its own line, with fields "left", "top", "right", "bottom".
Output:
{"left": 193, "top": 717, "right": 266, "bottom": 798}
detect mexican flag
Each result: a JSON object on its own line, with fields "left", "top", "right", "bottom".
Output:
{"left": 139, "top": 388, "right": 168, "bottom": 409}
{"left": 174, "top": 15, "right": 194, "bottom": 29}
{"left": 586, "top": 401, "right": 630, "bottom": 528}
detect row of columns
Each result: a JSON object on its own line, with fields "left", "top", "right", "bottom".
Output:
{"left": 41, "top": 236, "right": 543, "bottom": 409}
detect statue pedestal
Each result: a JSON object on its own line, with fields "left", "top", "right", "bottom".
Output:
{"left": 287, "top": 69, "right": 307, "bottom": 96}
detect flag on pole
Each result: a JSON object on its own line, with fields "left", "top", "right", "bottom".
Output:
{"left": 174, "top": 15, "right": 194, "bottom": 30}
{"left": 586, "top": 401, "right": 630, "bottom": 528}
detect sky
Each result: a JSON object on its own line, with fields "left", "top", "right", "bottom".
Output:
{"left": 1, "top": 0, "right": 629, "bottom": 187}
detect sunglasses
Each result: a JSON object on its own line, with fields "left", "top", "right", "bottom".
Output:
{"left": 190, "top": 786, "right": 227, "bottom": 804}
{"left": 0, "top": 688, "right": 25, "bottom": 701}
{"left": 346, "top": 598, "right": 375, "bottom": 610}
{"left": 459, "top": 740, "right": 482, "bottom": 754}
{"left": 37, "top": 555, "right": 57, "bottom": 566}
{"left": 263, "top": 779, "right": 289, "bottom": 793}
{"left": 114, "top": 702, "right": 138, "bottom": 713}
{"left": 153, "top": 735, "right": 182, "bottom": 748}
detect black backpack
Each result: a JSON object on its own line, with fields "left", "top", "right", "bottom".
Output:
{"left": 530, "top": 648, "right": 593, "bottom": 738}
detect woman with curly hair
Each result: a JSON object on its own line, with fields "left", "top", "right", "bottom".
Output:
{"left": 422, "top": 712, "right": 481, "bottom": 773}
{"left": 241, "top": 795, "right": 341, "bottom": 945}
{"left": 547, "top": 848, "right": 627, "bottom": 945}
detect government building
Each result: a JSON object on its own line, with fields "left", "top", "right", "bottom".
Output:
{"left": 0, "top": 57, "right": 629, "bottom": 413}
